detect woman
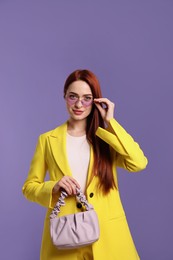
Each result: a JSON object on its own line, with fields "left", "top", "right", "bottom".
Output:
{"left": 22, "top": 69, "right": 148, "bottom": 260}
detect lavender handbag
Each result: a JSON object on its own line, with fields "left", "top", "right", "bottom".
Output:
{"left": 50, "top": 188, "right": 100, "bottom": 249}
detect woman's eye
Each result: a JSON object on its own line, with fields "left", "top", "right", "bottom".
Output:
{"left": 84, "top": 96, "right": 92, "bottom": 101}
{"left": 69, "top": 94, "right": 77, "bottom": 100}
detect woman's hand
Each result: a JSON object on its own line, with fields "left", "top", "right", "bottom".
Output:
{"left": 94, "top": 98, "right": 115, "bottom": 124}
{"left": 52, "top": 176, "right": 80, "bottom": 196}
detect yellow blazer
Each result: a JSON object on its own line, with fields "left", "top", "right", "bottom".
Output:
{"left": 22, "top": 118, "right": 148, "bottom": 260}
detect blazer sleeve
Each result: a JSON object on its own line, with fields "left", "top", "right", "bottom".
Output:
{"left": 96, "top": 118, "right": 148, "bottom": 172}
{"left": 22, "top": 135, "right": 57, "bottom": 208}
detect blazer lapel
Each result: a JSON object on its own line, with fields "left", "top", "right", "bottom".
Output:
{"left": 48, "top": 122, "right": 72, "bottom": 176}
{"left": 85, "top": 146, "right": 94, "bottom": 188}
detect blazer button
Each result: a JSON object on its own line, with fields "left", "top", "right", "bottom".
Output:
{"left": 76, "top": 202, "right": 82, "bottom": 209}
{"left": 89, "top": 192, "right": 94, "bottom": 198}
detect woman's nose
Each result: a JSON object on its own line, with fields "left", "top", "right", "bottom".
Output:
{"left": 75, "top": 99, "right": 83, "bottom": 108}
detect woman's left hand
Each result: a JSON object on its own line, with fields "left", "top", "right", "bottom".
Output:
{"left": 94, "top": 98, "right": 115, "bottom": 124}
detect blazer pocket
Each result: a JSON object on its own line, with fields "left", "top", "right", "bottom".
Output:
{"left": 105, "top": 214, "right": 126, "bottom": 223}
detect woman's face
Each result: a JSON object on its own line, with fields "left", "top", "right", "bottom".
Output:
{"left": 65, "top": 80, "right": 93, "bottom": 121}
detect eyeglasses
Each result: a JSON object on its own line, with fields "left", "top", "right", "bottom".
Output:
{"left": 65, "top": 93, "right": 93, "bottom": 107}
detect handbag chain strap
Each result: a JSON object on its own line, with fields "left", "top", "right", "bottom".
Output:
{"left": 50, "top": 188, "right": 94, "bottom": 219}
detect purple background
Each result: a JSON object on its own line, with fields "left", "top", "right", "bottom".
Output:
{"left": 0, "top": 1, "right": 172, "bottom": 259}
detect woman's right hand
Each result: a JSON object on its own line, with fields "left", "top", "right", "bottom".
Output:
{"left": 52, "top": 176, "right": 80, "bottom": 196}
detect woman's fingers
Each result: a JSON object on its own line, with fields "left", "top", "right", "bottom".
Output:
{"left": 62, "top": 177, "right": 75, "bottom": 194}
{"left": 94, "top": 98, "right": 114, "bottom": 110}
{"left": 53, "top": 176, "right": 80, "bottom": 195}
{"left": 64, "top": 176, "right": 80, "bottom": 194}
{"left": 94, "top": 98, "right": 115, "bottom": 122}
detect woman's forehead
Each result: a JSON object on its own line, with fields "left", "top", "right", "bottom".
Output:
{"left": 67, "top": 80, "right": 92, "bottom": 95}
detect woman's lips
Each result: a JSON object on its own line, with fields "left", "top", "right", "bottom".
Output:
{"left": 73, "top": 110, "right": 83, "bottom": 115}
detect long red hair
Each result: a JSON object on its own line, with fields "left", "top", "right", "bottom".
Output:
{"left": 63, "top": 69, "right": 116, "bottom": 194}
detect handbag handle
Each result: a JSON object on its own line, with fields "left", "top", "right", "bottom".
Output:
{"left": 50, "top": 188, "right": 94, "bottom": 220}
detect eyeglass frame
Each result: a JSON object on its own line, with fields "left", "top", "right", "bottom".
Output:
{"left": 65, "top": 92, "right": 94, "bottom": 107}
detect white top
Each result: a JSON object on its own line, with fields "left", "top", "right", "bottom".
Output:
{"left": 66, "top": 133, "right": 90, "bottom": 192}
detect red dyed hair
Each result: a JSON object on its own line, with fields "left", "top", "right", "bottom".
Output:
{"left": 64, "top": 69, "right": 116, "bottom": 194}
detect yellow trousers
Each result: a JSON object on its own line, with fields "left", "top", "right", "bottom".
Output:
{"left": 77, "top": 245, "right": 93, "bottom": 260}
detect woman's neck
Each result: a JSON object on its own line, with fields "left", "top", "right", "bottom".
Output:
{"left": 67, "top": 119, "right": 87, "bottom": 137}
